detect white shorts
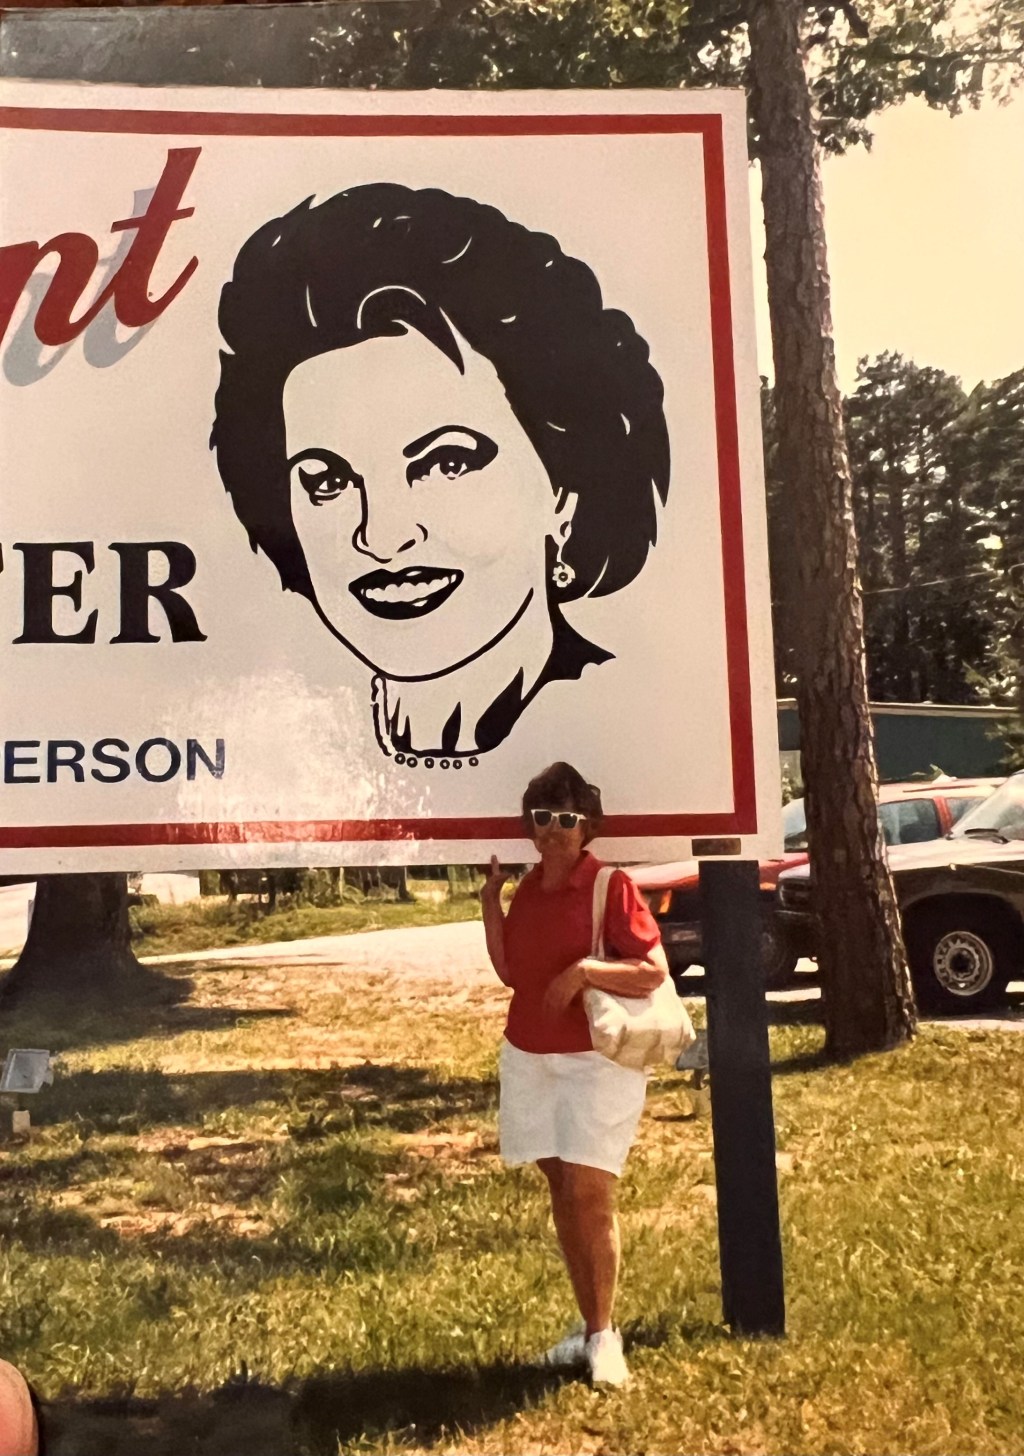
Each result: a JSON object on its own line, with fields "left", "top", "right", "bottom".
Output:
{"left": 498, "top": 1039, "right": 648, "bottom": 1177}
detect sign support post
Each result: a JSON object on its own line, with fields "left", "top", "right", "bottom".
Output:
{"left": 699, "top": 858, "right": 786, "bottom": 1336}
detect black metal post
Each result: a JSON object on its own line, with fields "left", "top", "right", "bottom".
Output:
{"left": 699, "top": 858, "right": 785, "bottom": 1336}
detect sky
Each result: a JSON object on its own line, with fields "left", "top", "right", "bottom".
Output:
{"left": 749, "top": 92, "right": 1024, "bottom": 395}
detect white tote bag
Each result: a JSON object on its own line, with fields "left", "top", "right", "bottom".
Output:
{"left": 582, "top": 866, "right": 696, "bottom": 1072}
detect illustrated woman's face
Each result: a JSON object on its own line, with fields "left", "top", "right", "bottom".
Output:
{"left": 283, "top": 326, "right": 576, "bottom": 681}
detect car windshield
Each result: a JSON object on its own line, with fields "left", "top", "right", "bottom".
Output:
{"left": 782, "top": 797, "right": 808, "bottom": 851}
{"left": 950, "top": 775, "right": 1024, "bottom": 841}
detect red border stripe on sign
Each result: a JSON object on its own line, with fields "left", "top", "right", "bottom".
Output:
{"left": 0, "top": 813, "right": 751, "bottom": 849}
{"left": 0, "top": 105, "right": 760, "bottom": 847}
{"left": 0, "top": 109, "right": 715, "bottom": 137}
{"left": 702, "top": 116, "right": 757, "bottom": 831}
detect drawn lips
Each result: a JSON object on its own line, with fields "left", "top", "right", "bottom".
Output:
{"left": 349, "top": 567, "right": 464, "bottom": 620}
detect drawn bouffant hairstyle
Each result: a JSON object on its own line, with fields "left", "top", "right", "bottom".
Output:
{"left": 212, "top": 183, "right": 670, "bottom": 604}
{"left": 522, "top": 762, "right": 604, "bottom": 844}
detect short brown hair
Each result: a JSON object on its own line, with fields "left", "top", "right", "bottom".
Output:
{"left": 213, "top": 183, "right": 669, "bottom": 607}
{"left": 522, "top": 762, "right": 604, "bottom": 844}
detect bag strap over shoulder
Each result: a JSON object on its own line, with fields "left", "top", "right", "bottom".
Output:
{"left": 590, "top": 865, "right": 615, "bottom": 959}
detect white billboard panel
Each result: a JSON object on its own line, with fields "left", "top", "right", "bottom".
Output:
{"left": 0, "top": 83, "right": 780, "bottom": 870}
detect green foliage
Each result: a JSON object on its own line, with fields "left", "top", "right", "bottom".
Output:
{"left": 319, "top": 1, "right": 1023, "bottom": 156}
{"left": 780, "top": 757, "right": 804, "bottom": 802}
{"left": 767, "top": 352, "right": 1024, "bottom": 710}
{"left": 762, "top": 377, "right": 797, "bottom": 692}
{"left": 956, "top": 368, "right": 1024, "bottom": 700}
{"left": 847, "top": 353, "right": 993, "bottom": 703}
{"left": 990, "top": 715, "right": 1024, "bottom": 770}
{"left": 293, "top": 869, "right": 346, "bottom": 908}
{"left": 127, "top": 884, "right": 482, "bottom": 957}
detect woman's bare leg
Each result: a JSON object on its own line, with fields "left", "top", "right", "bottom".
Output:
{"left": 538, "top": 1157, "right": 620, "bottom": 1335}
{"left": 539, "top": 1156, "right": 593, "bottom": 1313}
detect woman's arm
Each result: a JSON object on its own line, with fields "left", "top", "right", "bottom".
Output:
{"left": 542, "top": 944, "right": 669, "bottom": 1015}
{"left": 480, "top": 855, "right": 513, "bottom": 986}
{"left": 580, "top": 942, "right": 670, "bottom": 996}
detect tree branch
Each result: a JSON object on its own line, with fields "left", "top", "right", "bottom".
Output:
{"left": 839, "top": 2, "right": 870, "bottom": 40}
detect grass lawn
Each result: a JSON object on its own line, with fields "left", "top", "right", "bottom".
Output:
{"left": 1, "top": 957, "right": 1022, "bottom": 1455}
{"left": 127, "top": 886, "right": 485, "bottom": 959}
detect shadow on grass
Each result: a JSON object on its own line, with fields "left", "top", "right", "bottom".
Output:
{"left": 42, "top": 1361, "right": 572, "bottom": 1456}
{"left": 42, "top": 1312, "right": 729, "bottom": 1456}
{"left": 0, "top": 1168, "right": 424, "bottom": 1282}
{"left": 0, "top": 962, "right": 295, "bottom": 1055}
{"left": 624, "top": 1312, "right": 728, "bottom": 1349}
{"left": 37, "top": 1061, "right": 494, "bottom": 1137}
{"left": 0, "top": 1201, "right": 124, "bottom": 1258}
{"left": 769, "top": 987, "right": 1024, "bottom": 1078}
{"left": 2, "top": 1063, "right": 499, "bottom": 1278}
{"left": 770, "top": 1046, "right": 831, "bottom": 1077}
{"left": 0, "top": 1181, "right": 285, "bottom": 1271}
{"left": 295, "top": 1363, "right": 572, "bottom": 1451}
{"left": 766, "top": 998, "right": 823, "bottom": 1027}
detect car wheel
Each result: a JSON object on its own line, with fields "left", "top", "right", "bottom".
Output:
{"left": 760, "top": 913, "right": 798, "bottom": 990}
{"left": 906, "top": 908, "right": 1014, "bottom": 1014}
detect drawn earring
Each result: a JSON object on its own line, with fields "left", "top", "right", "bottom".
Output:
{"left": 552, "top": 523, "right": 575, "bottom": 589}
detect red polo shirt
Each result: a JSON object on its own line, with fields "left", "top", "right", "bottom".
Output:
{"left": 502, "top": 852, "right": 662, "bottom": 1054}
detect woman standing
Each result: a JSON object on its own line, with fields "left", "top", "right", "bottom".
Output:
{"left": 481, "top": 762, "right": 669, "bottom": 1387}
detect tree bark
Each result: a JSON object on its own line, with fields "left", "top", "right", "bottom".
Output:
{"left": 0, "top": 872, "right": 157, "bottom": 1008}
{"left": 748, "top": 0, "right": 917, "bottom": 1058}
{"left": 379, "top": 866, "right": 414, "bottom": 902}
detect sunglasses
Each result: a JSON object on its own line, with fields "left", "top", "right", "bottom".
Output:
{"left": 530, "top": 808, "right": 586, "bottom": 830}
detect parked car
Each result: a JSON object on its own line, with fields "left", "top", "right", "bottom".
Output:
{"left": 776, "top": 771, "right": 1024, "bottom": 1012}
{"left": 632, "top": 775, "right": 1000, "bottom": 992}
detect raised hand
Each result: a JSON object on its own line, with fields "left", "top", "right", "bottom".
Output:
{"left": 480, "top": 854, "right": 511, "bottom": 910}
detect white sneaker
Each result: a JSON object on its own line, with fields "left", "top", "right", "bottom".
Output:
{"left": 585, "top": 1327, "right": 630, "bottom": 1388}
{"left": 533, "top": 1322, "right": 587, "bottom": 1368}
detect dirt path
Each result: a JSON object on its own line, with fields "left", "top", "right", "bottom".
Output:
{"left": 143, "top": 921, "right": 508, "bottom": 1077}
{"left": 144, "top": 919, "right": 497, "bottom": 987}
{"left": 143, "top": 922, "right": 1024, "bottom": 1028}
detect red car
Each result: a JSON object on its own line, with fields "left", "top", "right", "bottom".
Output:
{"left": 630, "top": 776, "right": 1001, "bottom": 989}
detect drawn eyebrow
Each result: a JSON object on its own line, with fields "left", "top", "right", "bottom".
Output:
{"left": 402, "top": 425, "right": 488, "bottom": 458}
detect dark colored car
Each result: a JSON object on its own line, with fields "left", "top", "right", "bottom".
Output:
{"left": 631, "top": 842, "right": 806, "bottom": 991}
{"left": 777, "top": 771, "right": 1024, "bottom": 1013}
{"left": 632, "top": 776, "right": 999, "bottom": 992}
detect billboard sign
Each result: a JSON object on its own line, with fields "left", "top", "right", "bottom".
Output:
{"left": 0, "top": 83, "right": 780, "bottom": 870}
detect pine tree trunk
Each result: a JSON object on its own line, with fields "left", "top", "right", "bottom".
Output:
{"left": 748, "top": 0, "right": 916, "bottom": 1058}
{"left": 378, "top": 866, "right": 414, "bottom": 902}
{"left": 0, "top": 872, "right": 154, "bottom": 1008}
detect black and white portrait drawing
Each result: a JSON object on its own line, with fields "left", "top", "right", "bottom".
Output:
{"left": 212, "top": 183, "right": 671, "bottom": 769}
